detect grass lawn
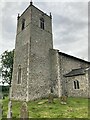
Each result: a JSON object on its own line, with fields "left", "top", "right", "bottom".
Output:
{"left": 2, "top": 97, "right": 89, "bottom": 118}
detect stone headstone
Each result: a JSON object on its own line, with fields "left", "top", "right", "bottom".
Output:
{"left": 20, "top": 102, "right": 29, "bottom": 119}
{"left": 0, "top": 93, "right": 2, "bottom": 99}
{"left": 60, "top": 96, "right": 67, "bottom": 105}
{"left": 7, "top": 100, "right": 12, "bottom": 118}
{"left": 0, "top": 103, "right": 3, "bottom": 118}
{"left": 48, "top": 93, "right": 53, "bottom": 103}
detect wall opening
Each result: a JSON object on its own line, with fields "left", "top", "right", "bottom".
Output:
{"left": 17, "top": 65, "right": 22, "bottom": 84}
{"left": 22, "top": 19, "right": 25, "bottom": 30}
{"left": 40, "top": 18, "right": 44, "bottom": 30}
{"left": 74, "top": 80, "right": 79, "bottom": 89}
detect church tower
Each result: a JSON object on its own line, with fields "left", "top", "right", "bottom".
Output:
{"left": 10, "top": 2, "right": 53, "bottom": 101}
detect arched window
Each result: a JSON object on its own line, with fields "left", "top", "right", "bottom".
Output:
{"left": 74, "top": 80, "right": 79, "bottom": 89}
{"left": 50, "top": 87, "right": 53, "bottom": 93}
{"left": 17, "top": 65, "right": 21, "bottom": 84}
{"left": 40, "top": 18, "right": 44, "bottom": 30}
{"left": 22, "top": 19, "right": 25, "bottom": 30}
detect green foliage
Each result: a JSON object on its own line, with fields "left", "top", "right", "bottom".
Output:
{"left": 1, "top": 50, "right": 14, "bottom": 85}
{"left": 2, "top": 97, "right": 88, "bottom": 118}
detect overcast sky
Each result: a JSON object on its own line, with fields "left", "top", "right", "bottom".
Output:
{"left": 0, "top": 0, "right": 89, "bottom": 63}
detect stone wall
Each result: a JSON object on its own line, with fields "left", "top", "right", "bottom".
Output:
{"left": 28, "top": 5, "right": 53, "bottom": 100}
{"left": 49, "top": 49, "right": 59, "bottom": 97}
{"left": 50, "top": 49, "right": 65, "bottom": 97}
{"left": 66, "top": 73, "right": 88, "bottom": 97}
{"left": 11, "top": 4, "right": 53, "bottom": 101}
{"left": 11, "top": 5, "right": 32, "bottom": 101}
{"left": 59, "top": 52, "right": 89, "bottom": 98}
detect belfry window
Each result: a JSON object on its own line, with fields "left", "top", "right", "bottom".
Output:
{"left": 17, "top": 65, "right": 21, "bottom": 84}
{"left": 22, "top": 19, "right": 25, "bottom": 30}
{"left": 40, "top": 18, "right": 44, "bottom": 30}
{"left": 74, "top": 80, "right": 79, "bottom": 89}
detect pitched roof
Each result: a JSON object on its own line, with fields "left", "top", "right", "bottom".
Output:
{"left": 64, "top": 67, "right": 90, "bottom": 77}
{"left": 59, "top": 52, "right": 90, "bottom": 64}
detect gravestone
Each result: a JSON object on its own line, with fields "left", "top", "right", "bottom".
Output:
{"left": 60, "top": 96, "right": 67, "bottom": 105}
{"left": 7, "top": 100, "right": 12, "bottom": 118}
{"left": 48, "top": 93, "right": 53, "bottom": 103}
{"left": 0, "top": 103, "right": 3, "bottom": 118}
{"left": 20, "top": 102, "right": 29, "bottom": 119}
{"left": 0, "top": 93, "right": 2, "bottom": 99}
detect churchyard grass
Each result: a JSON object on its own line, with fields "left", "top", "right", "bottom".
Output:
{"left": 2, "top": 97, "right": 89, "bottom": 118}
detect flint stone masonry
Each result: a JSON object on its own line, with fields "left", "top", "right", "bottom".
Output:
{"left": 11, "top": 4, "right": 53, "bottom": 101}
{"left": 7, "top": 101, "right": 12, "bottom": 118}
{"left": 10, "top": 3, "right": 90, "bottom": 101}
{"left": 20, "top": 102, "right": 29, "bottom": 119}
{"left": 58, "top": 52, "right": 89, "bottom": 98}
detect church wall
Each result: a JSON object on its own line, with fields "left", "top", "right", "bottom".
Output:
{"left": 11, "top": 6, "right": 32, "bottom": 101}
{"left": 11, "top": 43, "right": 28, "bottom": 101}
{"left": 59, "top": 53, "right": 89, "bottom": 98}
{"left": 17, "top": 6, "right": 31, "bottom": 34}
{"left": 66, "top": 73, "right": 89, "bottom": 98}
{"left": 49, "top": 49, "right": 60, "bottom": 97}
{"left": 27, "top": 6, "right": 53, "bottom": 100}
{"left": 11, "top": 4, "right": 53, "bottom": 101}
{"left": 88, "top": 70, "right": 90, "bottom": 98}
{"left": 31, "top": 6, "right": 52, "bottom": 34}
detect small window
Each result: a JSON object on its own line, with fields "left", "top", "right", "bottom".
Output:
{"left": 40, "top": 18, "right": 44, "bottom": 30}
{"left": 17, "top": 65, "right": 21, "bottom": 84}
{"left": 74, "top": 80, "right": 79, "bottom": 89}
{"left": 22, "top": 19, "right": 25, "bottom": 30}
{"left": 50, "top": 87, "right": 53, "bottom": 93}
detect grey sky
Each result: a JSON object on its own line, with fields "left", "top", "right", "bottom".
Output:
{"left": 0, "top": 1, "right": 88, "bottom": 62}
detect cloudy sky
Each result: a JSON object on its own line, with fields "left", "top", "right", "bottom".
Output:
{"left": 0, "top": 0, "right": 89, "bottom": 63}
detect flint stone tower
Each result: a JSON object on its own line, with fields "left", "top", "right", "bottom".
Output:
{"left": 10, "top": 2, "right": 53, "bottom": 101}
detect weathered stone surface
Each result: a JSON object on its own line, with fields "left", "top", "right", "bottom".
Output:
{"left": 10, "top": 3, "right": 53, "bottom": 101}
{"left": 7, "top": 101, "right": 12, "bottom": 118}
{"left": 0, "top": 103, "right": 3, "bottom": 118}
{"left": 60, "top": 96, "right": 67, "bottom": 105}
{"left": 20, "top": 102, "right": 29, "bottom": 119}
{"left": 48, "top": 93, "right": 54, "bottom": 103}
{"left": 59, "top": 53, "right": 89, "bottom": 98}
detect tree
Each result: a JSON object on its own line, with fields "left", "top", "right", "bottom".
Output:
{"left": 1, "top": 50, "right": 14, "bottom": 86}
